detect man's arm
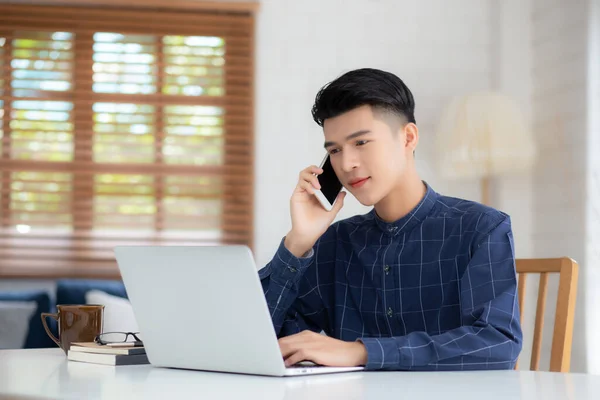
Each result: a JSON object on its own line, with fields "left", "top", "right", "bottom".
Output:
{"left": 257, "top": 164, "right": 346, "bottom": 339}
{"left": 358, "top": 215, "right": 523, "bottom": 371}
{"left": 259, "top": 228, "right": 337, "bottom": 338}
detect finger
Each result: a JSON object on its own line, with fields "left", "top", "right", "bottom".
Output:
{"left": 284, "top": 349, "right": 310, "bottom": 367}
{"left": 278, "top": 332, "right": 304, "bottom": 347}
{"left": 302, "top": 165, "right": 323, "bottom": 176}
{"left": 280, "top": 344, "right": 297, "bottom": 359}
{"left": 278, "top": 335, "right": 299, "bottom": 358}
{"left": 311, "top": 175, "right": 322, "bottom": 190}
{"left": 298, "top": 181, "right": 317, "bottom": 195}
{"left": 331, "top": 191, "right": 347, "bottom": 213}
{"left": 279, "top": 342, "right": 306, "bottom": 360}
{"left": 278, "top": 331, "right": 314, "bottom": 358}
{"left": 300, "top": 172, "right": 321, "bottom": 190}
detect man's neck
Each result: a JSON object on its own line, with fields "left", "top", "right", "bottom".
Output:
{"left": 373, "top": 169, "right": 427, "bottom": 223}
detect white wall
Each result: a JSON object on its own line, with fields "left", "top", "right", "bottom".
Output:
{"left": 586, "top": 0, "right": 600, "bottom": 374}
{"left": 253, "top": 0, "right": 497, "bottom": 267}
{"left": 495, "top": 0, "right": 533, "bottom": 262}
{"left": 529, "top": 0, "right": 593, "bottom": 373}
{"left": 493, "top": 0, "right": 538, "bottom": 371}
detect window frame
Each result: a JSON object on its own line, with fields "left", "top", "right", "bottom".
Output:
{"left": 0, "top": 0, "right": 257, "bottom": 279}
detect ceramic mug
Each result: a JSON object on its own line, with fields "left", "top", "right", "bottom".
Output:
{"left": 41, "top": 304, "right": 104, "bottom": 354}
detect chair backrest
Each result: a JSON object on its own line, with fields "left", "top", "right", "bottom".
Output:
{"left": 515, "top": 257, "right": 579, "bottom": 372}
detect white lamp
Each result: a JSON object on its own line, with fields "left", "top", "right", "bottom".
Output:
{"left": 434, "top": 91, "right": 536, "bottom": 205}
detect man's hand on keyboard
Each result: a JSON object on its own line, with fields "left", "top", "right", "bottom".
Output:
{"left": 278, "top": 330, "right": 367, "bottom": 367}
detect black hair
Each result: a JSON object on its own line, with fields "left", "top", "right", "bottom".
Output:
{"left": 311, "top": 68, "right": 416, "bottom": 127}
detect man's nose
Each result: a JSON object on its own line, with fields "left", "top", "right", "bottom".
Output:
{"left": 340, "top": 150, "right": 359, "bottom": 172}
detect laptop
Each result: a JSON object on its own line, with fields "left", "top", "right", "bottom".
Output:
{"left": 113, "top": 245, "right": 364, "bottom": 377}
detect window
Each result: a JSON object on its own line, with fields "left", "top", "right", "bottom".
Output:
{"left": 0, "top": 3, "right": 255, "bottom": 277}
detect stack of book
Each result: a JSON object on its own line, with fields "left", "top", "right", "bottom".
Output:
{"left": 67, "top": 342, "right": 149, "bottom": 366}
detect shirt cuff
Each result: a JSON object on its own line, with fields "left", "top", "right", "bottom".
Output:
{"left": 357, "top": 337, "right": 401, "bottom": 370}
{"left": 258, "top": 237, "right": 314, "bottom": 283}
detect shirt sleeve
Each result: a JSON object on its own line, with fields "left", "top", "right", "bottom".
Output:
{"left": 358, "top": 215, "right": 523, "bottom": 371}
{"left": 259, "top": 230, "right": 336, "bottom": 338}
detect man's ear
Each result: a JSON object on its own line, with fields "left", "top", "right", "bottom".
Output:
{"left": 404, "top": 123, "right": 419, "bottom": 153}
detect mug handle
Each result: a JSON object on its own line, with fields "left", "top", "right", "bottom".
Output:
{"left": 41, "top": 312, "right": 61, "bottom": 347}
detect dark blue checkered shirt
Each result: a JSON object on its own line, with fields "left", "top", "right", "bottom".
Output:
{"left": 259, "top": 183, "right": 522, "bottom": 370}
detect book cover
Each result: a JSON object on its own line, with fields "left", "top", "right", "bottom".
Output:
{"left": 70, "top": 342, "right": 146, "bottom": 356}
{"left": 67, "top": 350, "right": 150, "bottom": 366}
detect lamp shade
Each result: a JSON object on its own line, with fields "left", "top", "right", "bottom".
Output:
{"left": 434, "top": 92, "right": 536, "bottom": 180}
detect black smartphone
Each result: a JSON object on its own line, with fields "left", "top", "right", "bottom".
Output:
{"left": 313, "top": 154, "right": 343, "bottom": 211}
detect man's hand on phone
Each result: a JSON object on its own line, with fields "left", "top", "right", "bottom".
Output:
{"left": 284, "top": 165, "right": 346, "bottom": 258}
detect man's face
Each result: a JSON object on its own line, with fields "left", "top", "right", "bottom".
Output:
{"left": 323, "top": 105, "right": 414, "bottom": 206}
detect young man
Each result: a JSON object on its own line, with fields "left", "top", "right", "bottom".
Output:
{"left": 259, "top": 68, "right": 522, "bottom": 371}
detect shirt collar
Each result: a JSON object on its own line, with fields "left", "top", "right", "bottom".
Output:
{"left": 370, "top": 181, "right": 438, "bottom": 236}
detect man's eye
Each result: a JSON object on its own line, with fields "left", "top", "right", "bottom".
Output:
{"left": 329, "top": 148, "right": 341, "bottom": 155}
{"left": 356, "top": 140, "right": 369, "bottom": 146}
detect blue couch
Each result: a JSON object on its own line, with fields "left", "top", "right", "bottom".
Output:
{"left": 0, "top": 279, "right": 128, "bottom": 349}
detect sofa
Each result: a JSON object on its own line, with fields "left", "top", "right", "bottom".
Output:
{"left": 0, "top": 279, "right": 128, "bottom": 349}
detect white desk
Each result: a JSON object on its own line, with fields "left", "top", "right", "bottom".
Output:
{"left": 1, "top": 349, "right": 599, "bottom": 400}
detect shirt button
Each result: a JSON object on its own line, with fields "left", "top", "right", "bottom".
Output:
{"left": 387, "top": 307, "right": 393, "bottom": 317}
{"left": 384, "top": 265, "right": 390, "bottom": 274}
{"left": 288, "top": 267, "right": 297, "bottom": 273}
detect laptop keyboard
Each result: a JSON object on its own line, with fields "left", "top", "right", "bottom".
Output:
{"left": 288, "top": 361, "right": 322, "bottom": 368}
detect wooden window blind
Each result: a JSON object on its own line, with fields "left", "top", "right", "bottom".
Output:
{"left": 0, "top": 2, "right": 255, "bottom": 278}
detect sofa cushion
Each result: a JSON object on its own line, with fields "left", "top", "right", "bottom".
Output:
{"left": 56, "top": 279, "right": 128, "bottom": 306}
{"left": 0, "top": 300, "right": 37, "bottom": 349}
{"left": 0, "top": 291, "right": 55, "bottom": 348}
{"left": 86, "top": 290, "right": 139, "bottom": 334}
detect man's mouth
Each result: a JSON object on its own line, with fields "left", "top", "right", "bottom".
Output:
{"left": 349, "top": 177, "right": 370, "bottom": 188}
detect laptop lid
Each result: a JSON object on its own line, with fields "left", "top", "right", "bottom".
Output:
{"left": 114, "top": 245, "right": 287, "bottom": 376}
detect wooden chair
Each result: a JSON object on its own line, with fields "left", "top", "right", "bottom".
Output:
{"left": 514, "top": 257, "right": 579, "bottom": 372}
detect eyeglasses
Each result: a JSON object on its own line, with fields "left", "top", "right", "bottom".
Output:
{"left": 95, "top": 331, "right": 143, "bottom": 347}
